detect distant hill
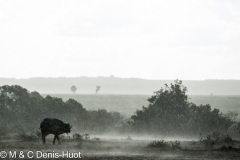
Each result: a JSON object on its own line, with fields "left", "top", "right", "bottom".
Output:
{"left": 0, "top": 77, "right": 240, "bottom": 95}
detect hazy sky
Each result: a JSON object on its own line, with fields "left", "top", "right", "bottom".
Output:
{"left": 1, "top": 0, "right": 240, "bottom": 80}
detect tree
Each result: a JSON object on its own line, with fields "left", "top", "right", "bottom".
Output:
{"left": 96, "top": 86, "right": 100, "bottom": 94}
{"left": 71, "top": 85, "right": 77, "bottom": 94}
{"left": 131, "top": 80, "right": 189, "bottom": 134}
{"left": 131, "top": 80, "right": 233, "bottom": 136}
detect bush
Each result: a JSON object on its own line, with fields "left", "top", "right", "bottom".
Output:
{"left": 221, "top": 134, "right": 234, "bottom": 145}
{"left": 199, "top": 131, "right": 234, "bottom": 148}
{"left": 218, "top": 145, "right": 239, "bottom": 151}
{"left": 171, "top": 141, "right": 181, "bottom": 150}
{"left": 59, "top": 135, "right": 71, "bottom": 141}
{"left": 148, "top": 140, "right": 182, "bottom": 150}
{"left": 148, "top": 140, "right": 169, "bottom": 149}
{"left": 73, "top": 133, "right": 83, "bottom": 141}
{"left": 199, "top": 132, "right": 220, "bottom": 148}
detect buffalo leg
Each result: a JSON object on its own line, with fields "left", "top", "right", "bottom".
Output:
{"left": 53, "top": 135, "right": 57, "bottom": 145}
{"left": 56, "top": 135, "right": 61, "bottom": 144}
{"left": 42, "top": 134, "right": 46, "bottom": 144}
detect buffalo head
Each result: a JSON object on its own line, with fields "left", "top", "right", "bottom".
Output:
{"left": 64, "top": 123, "right": 72, "bottom": 134}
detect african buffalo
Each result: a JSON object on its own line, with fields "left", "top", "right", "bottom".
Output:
{"left": 40, "top": 118, "right": 72, "bottom": 144}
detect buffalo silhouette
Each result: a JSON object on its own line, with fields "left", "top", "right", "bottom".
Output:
{"left": 40, "top": 118, "right": 72, "bottom": 144}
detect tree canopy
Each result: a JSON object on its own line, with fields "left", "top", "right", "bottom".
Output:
{"left": 0, "top": 85, "right": 124, "bottom": 133}
{"left": 131, "top": 80, "right": 233, "bottom": 136}
{"left": 71, "top": 85, "right": 77, "bottom": 94}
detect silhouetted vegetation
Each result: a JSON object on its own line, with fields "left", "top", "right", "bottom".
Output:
{"left": 199, "top": 131, "right": 234, "bottom": 148}
{"left": 148, "top": 140, "right": 169, "bottom": 149}
{"left": 0, "top": 85, "right": 124, "bottom": 134}
{"left": 71, "top": 85, "right": 77, "bottom": 94}
{"left": 131, "top": 80, "right": 236, "bottom": 136}
{"left": 73, "top": 133, "right": 83, "bottom": 141}
{"left": 148, "top": 140, "right": 182, "bottom": 150}
{"left": 171, "top": 141, "right": 182, "bottom": 150}
{"left": 96, "top": 86, "right": 100, "bottom": 94}
{"left": 0, "top": 81, "right": 239, "bottom": 138}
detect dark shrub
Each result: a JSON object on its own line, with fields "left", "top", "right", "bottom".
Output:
{"left": 148, "top": 140, "right": 169, "bottom": 149}
{"left": 199, "top": 131, "right": 234, "bottom": 148}
{"left": 73, "top": 133, "right": 83, "bottom": 141}
{"left": 171, "top": 141, "right": 182, "bottom": 150}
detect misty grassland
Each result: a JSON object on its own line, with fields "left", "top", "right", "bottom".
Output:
{"left": 1, "top": 135, "right": 240, "bottom": 160}
{"left": 46, "top": 94, "right": 240, "bottom": 119}
{"left": 1, "top": 81, "right": 240, "bottom": 160}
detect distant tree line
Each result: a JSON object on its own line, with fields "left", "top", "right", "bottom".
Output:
{"left": 0, "top": 81, "right": 239, "bottom": 137}
{"left": 0, "top": 85, "right": 125, "bottom": 134}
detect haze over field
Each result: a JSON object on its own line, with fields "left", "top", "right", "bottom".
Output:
{"left": 1, "top": 77, "right": 240, "bottom": 95}
{"left": 45, "top": 94, "right": 240, "bottom": 119}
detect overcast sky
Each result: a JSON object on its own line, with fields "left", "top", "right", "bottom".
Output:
{"left": 0, "top": 0, "right": 240, "bottom": 80}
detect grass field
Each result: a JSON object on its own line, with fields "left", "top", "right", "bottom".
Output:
{"left": 45, "top": 94, "right": 240, "bottom": 118}
{"left": 1, "top": 135, "right": 240, "bottom": 160}
{"left": 1, "top": 94, "right": 240, "bottom": 159}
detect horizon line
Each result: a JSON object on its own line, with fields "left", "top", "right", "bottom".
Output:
{"left": 0, "top": 76, "right": 240, "bottom": 81}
